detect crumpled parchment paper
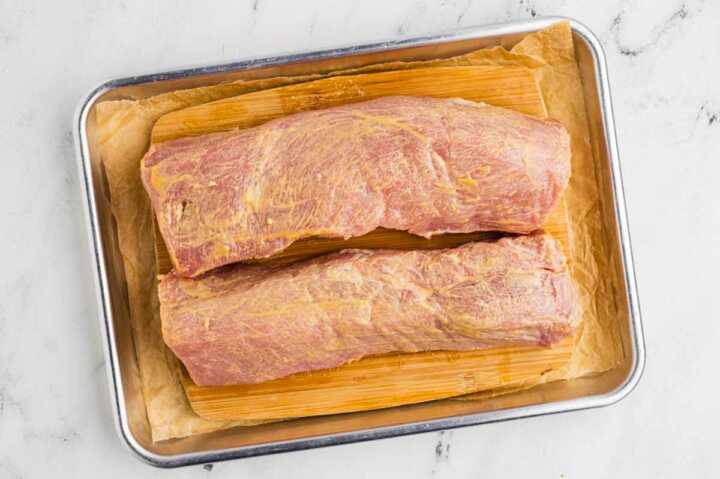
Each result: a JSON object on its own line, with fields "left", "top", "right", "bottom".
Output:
{"left": 95, "top": 21, "right": 624, "bottom": 441}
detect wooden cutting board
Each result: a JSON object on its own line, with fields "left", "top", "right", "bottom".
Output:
{"left": 150, "top": 64, "right": 573, "bottom": 422}
{"left": 180, "top": 338, "right": 573, "bottom": 421}
{"left": 152, "top": 65, "right": 548, "bottom": 143}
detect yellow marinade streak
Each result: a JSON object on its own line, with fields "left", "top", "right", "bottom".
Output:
{"left": 149, "top": 165, "right": 194, "bottom": 195}
{"left": 350, "top": 111, "right": 429, "bottom": 142}
{"left": 189, "top": 299, "right": 373, "bottom": 330}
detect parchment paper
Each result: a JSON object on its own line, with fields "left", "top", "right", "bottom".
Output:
{"left": 95, "top": 22, "right": 623, "bottom": 442}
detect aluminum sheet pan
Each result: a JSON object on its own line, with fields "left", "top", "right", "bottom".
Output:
{"left": 74, "top": 17, "right": 645, "bottom": 467}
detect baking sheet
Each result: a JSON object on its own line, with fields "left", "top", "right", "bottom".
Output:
{"left": 95, "top": 21, "right": 623, "bottom": 442}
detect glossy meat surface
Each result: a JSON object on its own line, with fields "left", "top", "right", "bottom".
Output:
{"left": 143, "top": 96, "right": 571, "bottom": 277}
{"left": 159, "top": 234, "right": 578, "bottom": 386}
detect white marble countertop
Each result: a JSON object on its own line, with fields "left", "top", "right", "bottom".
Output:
{"left": 1, "top": 0, "right": 718, "bottom": 477}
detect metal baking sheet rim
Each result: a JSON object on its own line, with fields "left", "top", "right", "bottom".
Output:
{"left": 74, "top": 16, "right": 645, "bottom": 468}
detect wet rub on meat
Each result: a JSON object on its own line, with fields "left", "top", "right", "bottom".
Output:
{"left": 142, "top": 96, "right": 571, "bottom": 277}
{"left": 159, "top": 233, "right": 578, "bottom": 386}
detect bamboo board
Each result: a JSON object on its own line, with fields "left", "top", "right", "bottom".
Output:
{"left": 151, "top": 65, "right": 547, "bottom": 143}
{"left": 181, "top": 338, "right": 573, "bottom": 421}
{"left": 150, "top": 64, "right": 572, "bottom": 422}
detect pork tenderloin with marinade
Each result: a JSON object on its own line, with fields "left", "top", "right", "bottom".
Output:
{"left": 142, "top": 96, "right": 571, "bottom": 277}
{"left": 159, "top": 233, "right": 579, "bottom": 386}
